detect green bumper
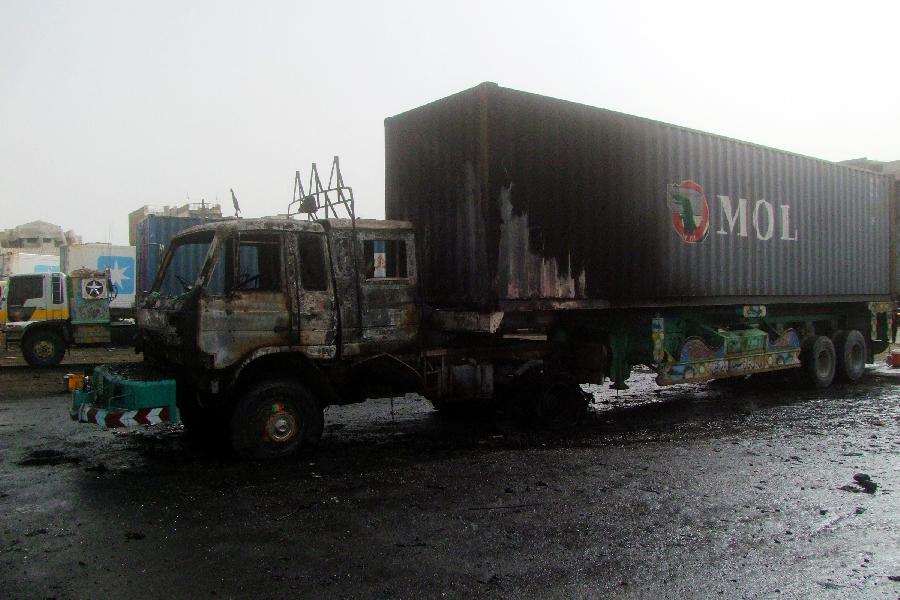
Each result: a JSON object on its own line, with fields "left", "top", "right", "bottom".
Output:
{"left": 71, "top": 364, "right": 178, "bottom": 428}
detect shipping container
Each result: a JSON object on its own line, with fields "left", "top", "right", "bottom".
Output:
{"left": 894, "top": 180, "right": 900, "bottom": 300}
{"left": 136, "top": 215, "right": 222, "bottom": 298}
{"left": 385, "top": 82, "right": 895, "bottom": 311}
{"left": 0, "top": 250, "right": 59, "bottom": 277}
{"left": 60, "top": 244, "right": 136, "bottom": 312}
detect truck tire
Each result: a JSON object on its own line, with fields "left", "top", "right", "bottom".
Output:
{"left": 517, "top": 371, "right": 589, "bottom": 427}
{"left": 230, "top": 379, "right": 324, "bottom": 460}
{"left": 832, "top": 329, "right": 866, "bottom": 383}
{"left": 800, "top": 335, "right": 836, "bottom": 389}
{"left": 22, "top": 330, "right": 66, "bottom": 367}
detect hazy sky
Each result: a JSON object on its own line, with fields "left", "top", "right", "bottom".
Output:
{"left": 2, "top": 0, "right": 898, "bottom": 245}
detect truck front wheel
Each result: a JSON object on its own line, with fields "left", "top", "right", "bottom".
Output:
{"left": 230, "top": 379, "right": 324, "bottom": 460}
{"left": 23, "top": 330, "right": 66, "bottom": 367}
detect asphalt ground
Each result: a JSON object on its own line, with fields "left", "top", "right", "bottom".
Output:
{"left": 1, "top": 348, "right": 899, "bottom": 599}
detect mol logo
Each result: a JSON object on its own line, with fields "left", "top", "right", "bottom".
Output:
{"left": 667, "top": 180, "right": 710, "bottom": 243}
{"left": 667, "top": 181, "right": 798, "bottom": 244}
{"left": 96, "top": 255, "right": 135, "bottom": 294}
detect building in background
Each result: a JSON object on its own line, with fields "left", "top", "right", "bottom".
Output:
{"left": 0, "top": 221, "right": 81, "bottom": 277}
{"left": 128, "top": 202, "right": 222, "bottom": 245}
{"left": 0, "top": 221, "right": 81, "bottom": 253}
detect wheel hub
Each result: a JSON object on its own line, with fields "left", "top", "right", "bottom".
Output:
{"left": 34, "top": 341, "right": 54, "bottom": 359}
{"left": 265, "top": 404, "right": 298, "bottom": 443}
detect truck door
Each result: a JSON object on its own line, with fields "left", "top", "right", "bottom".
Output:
{"left": 356, "top": 232, "right": 418, "bottom": 352}
{"left": 197, "top": 231, "right": 293, "bottom": 370}
{"left": 289, "top": 232, "right": 337, "bottom": 358}
{"left": 5, "top": 275, "right": 47, "bottom": 322}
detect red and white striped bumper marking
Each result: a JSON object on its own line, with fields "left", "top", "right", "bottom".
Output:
{"left": 76, "top": 404, "right": 173, "bottom": 428}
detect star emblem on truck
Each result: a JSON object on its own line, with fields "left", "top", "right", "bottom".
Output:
{"left": 85, "top": 279, "right": 105, "bottom": 297}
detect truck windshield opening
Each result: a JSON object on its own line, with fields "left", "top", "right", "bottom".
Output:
{"left": 154, "top": 232, "right": 215, "bottom": 296}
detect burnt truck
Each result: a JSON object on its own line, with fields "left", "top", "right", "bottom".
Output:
{"left": 72, "top": 83, "right": 897, "bottom": 459}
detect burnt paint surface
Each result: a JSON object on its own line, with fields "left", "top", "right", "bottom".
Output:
{"left": 194, "top": 224, "right": 339, "bottom": 369}
{"left": 326, "top": 222, "right": 419, "bottom": 357}
{"left": 385, "top": 83, "right": 894, "bottom": 310}
{"left": 143, "top": 218, "right": 417, "bottom": 373}
{"left": 198, "top": 291, "right": 294, "bottom": 370}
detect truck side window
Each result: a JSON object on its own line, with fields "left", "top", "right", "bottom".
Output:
{"left": 364, "top": 240, "right": 407, "bottom": 279}
{"left": 236, "top": 233, "right": 282, "bottom": 291}
{"left": 51, "top": 274, "right": 63, "bottom": 304}
{"left": 298, "top": 233, "right": 327, "bottom": 291}
{"left": 8, "top": 276, "right": 43, "bottom": 306}
{"left": 206, "top": 254, "right": 226, "bottom": 296}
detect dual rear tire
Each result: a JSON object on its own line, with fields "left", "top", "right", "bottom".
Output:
{"left": 831, "top": 330, "right": 866, "bottom": 383}
{"left": 800, "top": 330, "right": 866, "bottom": 388}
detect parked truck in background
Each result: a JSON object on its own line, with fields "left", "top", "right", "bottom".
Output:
{"left": 71, "top": 83, "right": 896, "bottom": 459}
{"left": 0, "top": 269, "right": 120, "bottom": 366}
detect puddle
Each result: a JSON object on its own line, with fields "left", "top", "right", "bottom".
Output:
{"left": 18, "top": 449, "right": 82, "bottom": 467}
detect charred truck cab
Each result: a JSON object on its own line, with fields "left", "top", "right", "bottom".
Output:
{"left": 120, "top": 217, "right": 423, "bottom": 458}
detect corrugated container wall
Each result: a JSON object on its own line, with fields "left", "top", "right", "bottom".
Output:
{"left": 894, "top": 180, "right": 900, "bottom": 299}
{"left": 136, "top": 215, "right": 220, "bottom": 298}
{"left": 385, "top": 83, "right": 894, "bottom": 311}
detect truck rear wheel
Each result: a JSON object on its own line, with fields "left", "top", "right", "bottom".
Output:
{"left": 515, "top": 370, "right": 589, "bottom": 426}
{"left": 230, "top": 379, "right": 324, "bottom": 460}
{"left": 832, "top": 329, "right": 866, "bottom": 383}
{"left": 800, "top": 335, "right": 836, "bottom": 389}
{"left": 23, "top": 330, "right": 66, "bottom": 367}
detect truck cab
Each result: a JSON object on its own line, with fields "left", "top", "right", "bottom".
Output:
{"left": 136, "top": 217, "right": 421, "bottom": 454}
{"left": 1, "top": 270, "right": 114, "bottom": 366}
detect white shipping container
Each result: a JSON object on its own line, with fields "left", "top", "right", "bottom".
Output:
{"left": 0, "top": 250, "right": 60, "bottom": 277}
{"left": 61, "top": 244, "right": 136, "bottom": 311}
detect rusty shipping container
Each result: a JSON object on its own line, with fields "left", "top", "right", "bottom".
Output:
{"left": 385, "top": 83, "right": 895, "bottom": 311}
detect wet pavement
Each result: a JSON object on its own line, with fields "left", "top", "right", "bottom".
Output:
{"left": 1, "top": 352, "right": 899, "bottom": 599}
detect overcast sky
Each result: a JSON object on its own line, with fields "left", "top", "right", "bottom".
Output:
{"left": 2, "top": 0, "right": 898, "bottom": 245}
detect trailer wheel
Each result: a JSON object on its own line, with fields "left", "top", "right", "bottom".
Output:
{"left": 230, "top": 379, "right": 323, "bottom": 460}
{"left": 832, "top": 329, "right": 866, "bottom": 383}
{"left": 22, "top": 330, "right": 66, "bottom": 367}
{"left": 523, "top": 372, "right": 589, "bottom": 426}
{"left": 800, "top": 335, "right": 836, "bottom": 389}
